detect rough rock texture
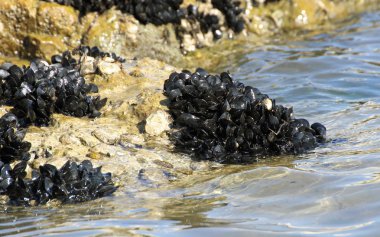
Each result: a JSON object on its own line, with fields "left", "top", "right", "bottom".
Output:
{"left": 0, "top": 0, "right": 379, "bottom": 199}
{"left": 0, "top": 46, "right": 224, "bottom": 202}
{"left": 0, "top": 0, "right": 38, "bottom": 56}
{"left": 11, "top": 57, "right": 217, "bottom": 193}
{"left": 145, "top": 110, "right": 172, "bottom": 136}
{"left": 36, "top": 2, "right": 79, "bottom": 36}
{"left": 1, "top": 0, "right": 379, "bottom": 67}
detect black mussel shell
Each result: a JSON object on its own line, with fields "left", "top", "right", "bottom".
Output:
{"left": 164, "top": 70, "right": 327, "bottom": 163}
{"left": 1, "top": 160, "right": 118, "bottom": 206}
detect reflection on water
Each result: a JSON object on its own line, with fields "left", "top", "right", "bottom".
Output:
{"left": 2, "top": 11, "right": 380, "bottom": 237}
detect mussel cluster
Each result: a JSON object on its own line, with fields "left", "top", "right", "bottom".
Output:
{"left": 164, "top": 69, "right": 327, "bottom": 163}
{"left": 184, "top": 1, "right": 244, "bottom": 40}
{"left": 0, "top": 59, "right": 106, "bottom": 126}
{"left": 44, "top": 0, "right": 185, "bottom": 25}
{"left": 0, "top": 160, "right": 117, "bottom": 205}
{"left": 211, "top": 0, "right": 245, "bottom": 34}
{"left": 120, "top": 0, "right": 184, "bottom": 25}
{"left": 0, "top": 46, "right": 120, "bottom": 205}
{"left": 0, "top": 110, "right": 118, "bottom": 206}
{"left": 54, "top": 45, "right": 126, "bottom": 69}
{"left": 47, "top": 0, "right": 117, "bottom": 14}
{"left": 45, "top": 0, "right": 245, "bottom": 40}
{"left": 0, "top": 113, "right": 31, "bottom": 164}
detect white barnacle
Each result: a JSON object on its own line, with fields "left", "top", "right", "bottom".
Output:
{"left": 262, "top": 98, "right": 273, "bottom": 111}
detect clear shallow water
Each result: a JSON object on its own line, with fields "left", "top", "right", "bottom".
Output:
{"left": 2, "top": 11, "right": 380, "bottom": 237}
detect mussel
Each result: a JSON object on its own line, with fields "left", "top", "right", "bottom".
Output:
{"left": 164, "top": 69, "right": 327, "bottom": 163}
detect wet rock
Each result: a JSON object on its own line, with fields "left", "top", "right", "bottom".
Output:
{"left": 129, "top": 69, "right": 145, "bottom": 78}
{"left": 153, "top": 159, "right": 174, "bottom": 169}
{"left": 163, "top": 69, "right": 327, "bottom": 163}
{"left": 59, "top": 133, "right": 82, "bottom": 146}
{"left": 145, "top": 110, "right": 172, "bottom": 136}
{"left": 138, "top": 167, "right": 176, "bottom": 187}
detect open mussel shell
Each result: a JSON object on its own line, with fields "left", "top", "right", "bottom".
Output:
{"left": 164, "top": 69, "right": 327, "bottom": 163}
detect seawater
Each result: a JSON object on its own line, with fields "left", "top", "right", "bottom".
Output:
{"left": 1, "top": 11, "right": 380, "bottom": 237}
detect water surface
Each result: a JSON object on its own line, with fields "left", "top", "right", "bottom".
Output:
{"left": 2, "top": 11, "right": 380, "bottom": 237}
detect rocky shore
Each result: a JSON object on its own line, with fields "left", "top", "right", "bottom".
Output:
{"left": 1, "top": 0, "right": 379, "bottom": 68}
{"left": 0, "top": 0, "right": 378, "bottom": 205}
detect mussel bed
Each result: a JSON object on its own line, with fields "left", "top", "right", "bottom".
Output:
{"left": 0, "top": 46, "right": 121, "bottom": 205}
{"left": 0, "top": 160, "right": 117, "bottom": 206}
{"left": 0, "top": 57, "right": 108, "bottom": 127}
{"left": 164, "top": 69, "right": 327, "bottom": 163}
{"left": 0, "top": 113, "right": 31, "bottom": 164}
{"left": 45, "top": 0, "right": 245, "bottom": 41}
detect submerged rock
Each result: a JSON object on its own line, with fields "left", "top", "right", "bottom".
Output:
{"left": 164, "top": 69, "right": 327, "bottom": 163}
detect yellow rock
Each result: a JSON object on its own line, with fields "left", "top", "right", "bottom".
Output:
{"left": 0, "top": 0, "right": 38, "bottom": 55}
{"left": 23, "top": 33, "right": 67, "bottom": 60}
{"left": 84, "top": 9, "right": 133, "bottom": 57}
{"left": 36, "top": 2, "right": 80, "bottom": 37}
{"left": 87, "top": 151, "right": 103, "bottom": 160}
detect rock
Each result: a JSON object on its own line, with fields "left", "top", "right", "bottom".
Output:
{"left": 98, "top": 60, "right": 121, "bottom": 75}
{"left": 92, "top": 129, "right": 120, "bottom": 145}
{"left": 145, "top": 110, "right": 172, "bottom": 136}
{"left": 79, "top": 56, "right": 97, "bottom": 75}
{"left": 84, "top": 10, "right": 136, "bottom": 57}
{"left": 23, "top": 33, "right": 67, "bottom": 60}
{"left": 120, "top": 134, "right": 145, "bottom": 147}
{"left": 36, "top": 2, "right": 80, "bottom": 37}
{"left": 133, "top": 90, "right": 168, "bottom": 120}
{"left": 0, "top": 0, "right": 38, "bottom": 55}
{"left": 59, "top": 133, "right": 82, "bottom": 145}
{"left": 129, "top": 69, "right": 144, "bottom": 77}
